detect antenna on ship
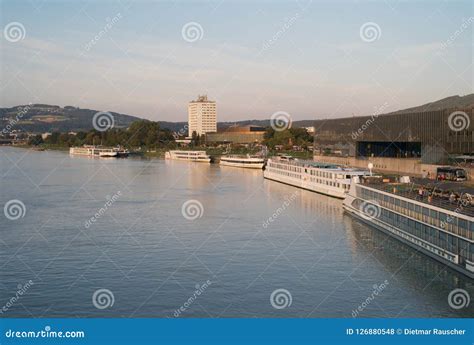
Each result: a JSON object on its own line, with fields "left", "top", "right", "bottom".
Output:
{"left": 368, "top": 162, "right": 373, "bottom": 176}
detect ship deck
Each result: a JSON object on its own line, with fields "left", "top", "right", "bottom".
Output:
{"left": 361, "top": 178, "right": 474, "bottom": 218}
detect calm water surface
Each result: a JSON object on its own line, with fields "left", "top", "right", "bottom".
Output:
{"left": 0, "top": 147, "right": 473, "bottom": 318}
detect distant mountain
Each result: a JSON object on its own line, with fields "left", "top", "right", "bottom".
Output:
{"left": 0, "top": 104, "right": 142, "bottom": 133}
{"left": 388, "top": 94, "right": 474, "bottom": 114}
{"left": 1, "top": 94, "right": 472, "bottom": 133}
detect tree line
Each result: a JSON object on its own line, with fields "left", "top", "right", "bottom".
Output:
{"left": 29, "top": 120, "right": 176, "bottom": 150}
{"left": 27, "top": 120, "right": 314, "bottom": 150}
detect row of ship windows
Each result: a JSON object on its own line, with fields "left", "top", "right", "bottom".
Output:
{"left": 269, "top": 168, "right": 301, "bottom": 179}
{"left": 308, "top": 169, "right": 336, "bottom": 178}
{"left": 270, "top": 163, "right": 338, "bottom": 179}
{"left": 269, "top": 169, "right": 349, "bottom": 189}
{"left": 270, "top": 163, "right": 303, "bottom": 174}
{"left": 358, "top": 187, "right": 473, "bottom": 240}
{"left": 308, "top": 177, "right": 350, "bottom": 189}
{"left": 374, "top": 205, "right": 473, "bottom": 262}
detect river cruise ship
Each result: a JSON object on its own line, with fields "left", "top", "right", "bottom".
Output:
{"left": 343, "top": 176, "right": 474, "bottom": 278}
{"left": 69, "top": 145, "right": 129, "bottom": 158}
{"left": 263, "top": 156, "right": 369, "bottom": 199}
{"left": 220, "top": 155, "right": 265, "bottom": 169}
{"left": 165, "top": 150, "right": 211, "bottom": 163}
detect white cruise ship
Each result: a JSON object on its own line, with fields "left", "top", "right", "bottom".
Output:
{"left": 263, "top": 156, "right": 369, "bottom": 199}
{"left": 165, "top": 150, "right": 211, "bottom": 163}
{"left": 220, "top": 155, "right": 265, "bottom": 169}
{"left": 343, "top": 176, "right": 474, "bottom": 278}
{"left": 69, "top": 145, "right": 129, "bottom": 158}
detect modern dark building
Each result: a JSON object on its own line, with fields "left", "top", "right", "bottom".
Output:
{"left": 313, "top": 109, "right": 473, "bottom": 164}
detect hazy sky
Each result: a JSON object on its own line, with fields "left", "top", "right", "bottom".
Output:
{"left": 1, "top": 0, "right": 472, "bottom": 122}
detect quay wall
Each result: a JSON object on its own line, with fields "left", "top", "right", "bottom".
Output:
{"left": 313, "top": 155, "right": 474, "bottom": 180}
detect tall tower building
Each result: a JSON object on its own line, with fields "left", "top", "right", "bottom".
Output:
{"left": 188, "top": 95, "right": 217, "bottom": 137}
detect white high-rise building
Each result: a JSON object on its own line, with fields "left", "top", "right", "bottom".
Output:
{"left": 188, "top": 95, "right": 217, "bottom": 137}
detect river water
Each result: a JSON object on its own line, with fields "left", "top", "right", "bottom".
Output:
{"left": 0, "top": 147, "right": 472, "bottom": 318}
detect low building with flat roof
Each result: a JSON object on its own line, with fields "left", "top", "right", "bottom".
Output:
{"left": 206, "top": 125, "right": 266, "bottom": 144}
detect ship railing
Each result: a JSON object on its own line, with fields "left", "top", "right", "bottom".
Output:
{"left": 363, "top": 182, "right": 474, "bottom": 217}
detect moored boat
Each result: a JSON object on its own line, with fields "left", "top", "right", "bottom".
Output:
{"left": 69, "top": 145, "right": 129, "bottom": 158}
{"left": 165, "top": 150, "right": 211, "bottom": 163}
{"left": 263, "top": 155, "right": 369, "bottom": 199}
{"left": 220, "top": 155, "right": 265, "bottom": 169}
{"left": 343, "top": 175, "right": 474, "bottom": 278}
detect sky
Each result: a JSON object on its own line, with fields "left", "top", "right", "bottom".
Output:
{"left": 0, "top": 0, "right": 473, "bottom": 122}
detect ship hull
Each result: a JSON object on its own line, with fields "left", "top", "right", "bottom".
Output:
{"left": 263, "top": 169, "right": 346, "bottom": 199}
